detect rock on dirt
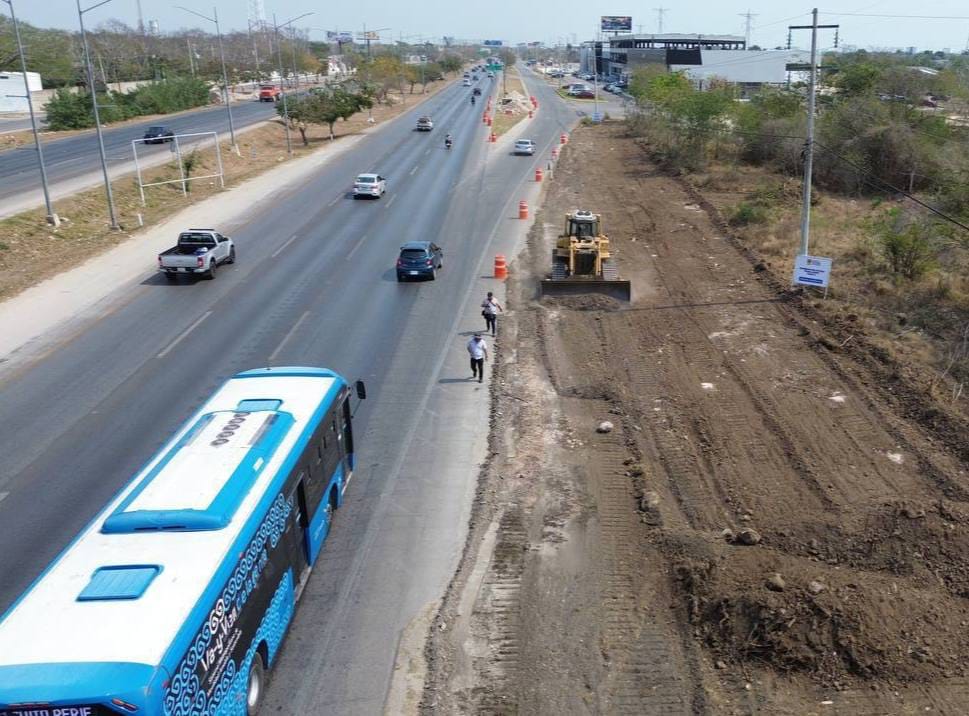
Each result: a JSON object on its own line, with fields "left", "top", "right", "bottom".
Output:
{"left": 766, "top": 572, "right": 786, "bottom": 591}
{"left": 736, "top": 528, "right": 762, "bottom": 545}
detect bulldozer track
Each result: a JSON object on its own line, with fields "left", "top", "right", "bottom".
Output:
{"left": 474, "top": 508, "right": 528, "bottom": 715}
{"left": 591, "top": 426, "right": 693, "bottom": 714}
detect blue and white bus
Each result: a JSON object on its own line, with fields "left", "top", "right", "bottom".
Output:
{"left": 0, "top": 367, "right": 365, "bottom": 716}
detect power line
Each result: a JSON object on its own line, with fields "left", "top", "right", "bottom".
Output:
{"left": 823, "top": 11, "right": 969, "bottom": 20}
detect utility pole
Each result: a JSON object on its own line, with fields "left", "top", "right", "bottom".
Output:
{"left": 176, "top": 6, "right": 237, "bottom": 151}
{"left": 272, "top": 12, "right": 312, "bottom": 155}
{"left": 739, "top": 10, "right": 758, "bottom": 48}
{"left": 653, "top": 7, "right": 668, "bottom": 34}
{"left": 77, "top": 0, "right": 118, "bottom": 229}
{"left": 3, "top": 0, "right": 57, "bottom": 225}
{"left": 187, "top": 37, "right": 196, "bottom": 76}
{"left": 789, "top": 9, "right": 838, "bottom": 256}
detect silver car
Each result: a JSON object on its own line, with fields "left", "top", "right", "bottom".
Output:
{"left": 513, "top": 139, "right": 536, "bottom": 156}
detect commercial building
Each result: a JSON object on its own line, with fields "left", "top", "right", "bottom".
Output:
{"left": 0, "top": 71, "right": 42, "bottom": 113}
{"left": 596, "top": 34, "right": 809, "bottom": 97}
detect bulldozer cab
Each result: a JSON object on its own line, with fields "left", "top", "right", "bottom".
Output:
{"left": 566, "top": 211, "right": 600, "bottom": 239}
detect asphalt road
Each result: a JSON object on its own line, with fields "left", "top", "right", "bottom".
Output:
{"left": 0, "top": 97, "right": 279, "bottom": 211}
{"left": 0, "top": 69, "right": 577, "bottom": 713}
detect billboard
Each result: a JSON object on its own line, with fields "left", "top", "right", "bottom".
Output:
{"left": 326, "top": 31, "right": 353, "bottom": 43}
{"left": 600, "top": 15, "right": 632, "bottom": 32}
{"left": 483, "top": 40, "right": 503, "bottom": 47}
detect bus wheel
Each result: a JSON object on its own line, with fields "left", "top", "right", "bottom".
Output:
{"left": 246, "top": 652, "right": 266, "bottom": 715}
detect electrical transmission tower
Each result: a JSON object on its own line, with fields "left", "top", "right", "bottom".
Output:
{"left": 739, "top": 10, "right": 758, "bottom": 47}
{"left": 247, "top": 0, "right": 266, "bottom": 26}
{"left": 653, "top": 7, "right": 668, "bottom": 34}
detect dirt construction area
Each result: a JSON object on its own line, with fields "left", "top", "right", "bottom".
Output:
{"left": 421, "top": 123, "right": 969, "bottom": 714}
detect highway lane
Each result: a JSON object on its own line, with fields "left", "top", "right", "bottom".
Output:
{"left": 0, "top": 97, "right": 280, "bottom": 210}
{"left": 0, "top": 68, "right": 576, "bottom": 712}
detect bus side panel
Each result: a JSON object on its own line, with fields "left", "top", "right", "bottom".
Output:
{"left": 163, "top": 493, "right": 298, "bottom": 716}
{"left": 305, "top": 463, "right": 344, "bottom": 564}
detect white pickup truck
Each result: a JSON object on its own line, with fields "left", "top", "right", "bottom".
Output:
{"left": 158, "top": 229, "right": 235, "bottom": 280}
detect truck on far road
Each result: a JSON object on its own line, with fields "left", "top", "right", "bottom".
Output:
{"left": 259, "top": 84, "right": 281, "bottom": 102}
{"left": 158, "top": 229, "right": 235, "bottom": 280}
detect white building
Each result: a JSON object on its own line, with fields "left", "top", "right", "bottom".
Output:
{"left": 671, "top": 49, "right": 810, "bottom": 94}
{"left": 0, "top": 72, "right": 42, "bottom": 113}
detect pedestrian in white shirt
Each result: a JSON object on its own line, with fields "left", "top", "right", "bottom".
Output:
{"left": 467, "top": 333, "right": 488, "bottom": 383}
{"left": 481, "top": 292, "right": 503, "bottom": 337}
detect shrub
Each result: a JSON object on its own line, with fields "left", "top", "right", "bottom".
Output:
{"left": 730, "top": 202, "right": 768, "bottom": 226}
{"left": 45, "top": 78, "right": 210, "bottom": 130}
{"left": 874, "top": 211, "right": 937, "bottom": 280}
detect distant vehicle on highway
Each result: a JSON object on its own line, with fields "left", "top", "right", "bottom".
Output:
{"left": 259, "top": 84, "right": 281, "bottom": 102}
{"left": 397, "top": 241, "right": 444, "bottom": 281}
{"left": 158, "top": 228, "right": 235, "bottom": 280}
{"left": 142, "top": 126, "right": 174, "bottom": 144}
{"left": 473, "top": 88, "right": 482, "bottom": 96}
{"left": 0, "top": 367, "right": 366, "bottom": 716}
{"left": 514, "top": 139, "right": 536, "bottom": 156}
{"left": 353, "top": 173, "right": 386, "bottom": 199}
{"left": 462, "top": 78, "right": 472, "bottom": 87}
{"left": 416, "top": 116, "right": 434, "bottom": 131}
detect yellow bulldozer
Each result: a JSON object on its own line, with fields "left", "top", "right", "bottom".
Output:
{"left": 540, "top": 210, "right": 631, "bottom": 301}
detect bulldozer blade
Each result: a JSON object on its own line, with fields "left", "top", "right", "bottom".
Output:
{"left": 540, "top": 278, "right": 632, "bottom": 302}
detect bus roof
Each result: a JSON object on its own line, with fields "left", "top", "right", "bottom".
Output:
{"left": 0, "top": 368, "right": 343, "bottom": 672}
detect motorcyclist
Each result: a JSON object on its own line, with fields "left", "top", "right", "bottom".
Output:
{"left": 471, "top": 95, "right": 476, "bottom": 106}
{"left": 445, "top": 134, "right": 453, "bottom": 149}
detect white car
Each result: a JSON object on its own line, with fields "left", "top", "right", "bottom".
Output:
{"left": 462, "top": 78, "right": 472, "bottom": 87}
{"left": 513, "top": 139, "right": 536, "bottom": 156}
{"left": 353, "top": 173, "right": 386, "bottom": 199}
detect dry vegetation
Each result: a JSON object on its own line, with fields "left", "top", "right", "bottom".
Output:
{"left": 0, "top": 81, "right": 451, "bottom": 300}
{"left": 491, "top": 67, "right": 532, "bottom": 137}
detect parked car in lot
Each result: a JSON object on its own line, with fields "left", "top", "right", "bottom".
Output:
{"left": 396, "top": 241, "right": 443, "bottom": 281}
{"left": 416, "top": 116, "right": 434, "bottom": 131}
{"left": 143, "top": 126, "right": 174, "bottom": 144}
{"left": 575, "top": 90, "right": 596, "bottom": 99}
{"left": 258, "top": 84, "right": 281, "bottom": 102}
{"left": 513, "top": 139, "right": 536, "bottom": 156}
{"left": 158, "top": 229, "right": 235, "bottom": 280}
{"left": 353, "top": 173, "right": 386, "bottom": 199}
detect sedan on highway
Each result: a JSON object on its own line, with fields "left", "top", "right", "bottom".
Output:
{"left": 143, "top": 126, "right": 174, "bottom": 144}
{"left": 353, "top": 173, "right": 386, "bottom": 199}
{"left": 396, "top": 241, "right": 443, "bottom": 281}
{"left": 513, "top": 139, "right": 536, "bottom": 156}
{"left": 416, "top": 116, "right": 434, "bottom": 131}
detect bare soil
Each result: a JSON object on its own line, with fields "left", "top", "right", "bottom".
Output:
{"left": 422, "top": 122, "right": 969, "bottom": 714}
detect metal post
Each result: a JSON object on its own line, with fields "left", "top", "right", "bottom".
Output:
{"left": 799, "top": 8, "right": 819, "bottom": 257}
{"left": 274, "top": 13, "right": 293, "bottom": 155}
{"left": 77, "top": 0, "right": 118, "bottom": 229}
{"left": 214, "top": 133, "right": 224, "bottom": 188}
{"left": 212, "top": 8, "right": 237, "bottom": 151}
{"left": 176, "top": 6, "right": 237, "bottom": 151}
{"left": 174, "top": 136, "right": 187, "bottom": 195}
{"left": 3, "top": 0, "right": 58, "bottom": 225}
{"left": 290, "top": 27, "right": 300, "bottom": 94}
{"left": 133, "top": 140, "right": 146, "bottom": 205}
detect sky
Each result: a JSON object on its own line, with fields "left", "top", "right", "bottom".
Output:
{"left": 8, "top": 0, "right": 969, "bottom": 53}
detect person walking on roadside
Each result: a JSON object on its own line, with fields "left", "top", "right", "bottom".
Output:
{"left": 481, "top": 291, "right": 503, "bottom": 337}
{"left": 467, "top": 333, "right": 488, "bottom": 383}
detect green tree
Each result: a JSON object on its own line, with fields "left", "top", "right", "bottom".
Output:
{"left": 438, "top": 54, "right": 462, "bottom": 75}
{"left": 835, "top": 62, "right": 883, "bottom": 96}
{"left": 283, "top": 88, "right": 373, "bottom": 140}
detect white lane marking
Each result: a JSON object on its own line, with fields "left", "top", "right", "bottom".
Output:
{"left": 271, "top": 233, "right": 299, "bottom": 258}
{"left": 0, "top": 492, "right": 8, "bottom": 505}
{"left": 409, "top": 164, "right": 420, "bottom": 176}
{"left": 269, "top": 311, "right": 311, "bottom": 362}
{"left": 157, "top": 310, "right": 212, "bottom": 358}
{"left": 385, "top": 195, "right": 397, "bottom": 209}
{"left": 347, "top": 234, "right": 368, "bottom": 260}
{"left": 328, "top": 196, "right": 341, "bottom": 207}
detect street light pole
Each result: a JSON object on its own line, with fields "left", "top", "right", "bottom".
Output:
{"left": 77, "top": 0, "right": 118, "bottom": 229}
{"left": 272, "top": 12, "right": 314, "bottom": 156}
{"left": 176, "top": 5, "right": 237, "bottom": 151}
{"left": 3, "top": 0, "right": 57, "bottom": 225}
{"left": 290, "top": 26, "right": 300, "bottom": 94}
